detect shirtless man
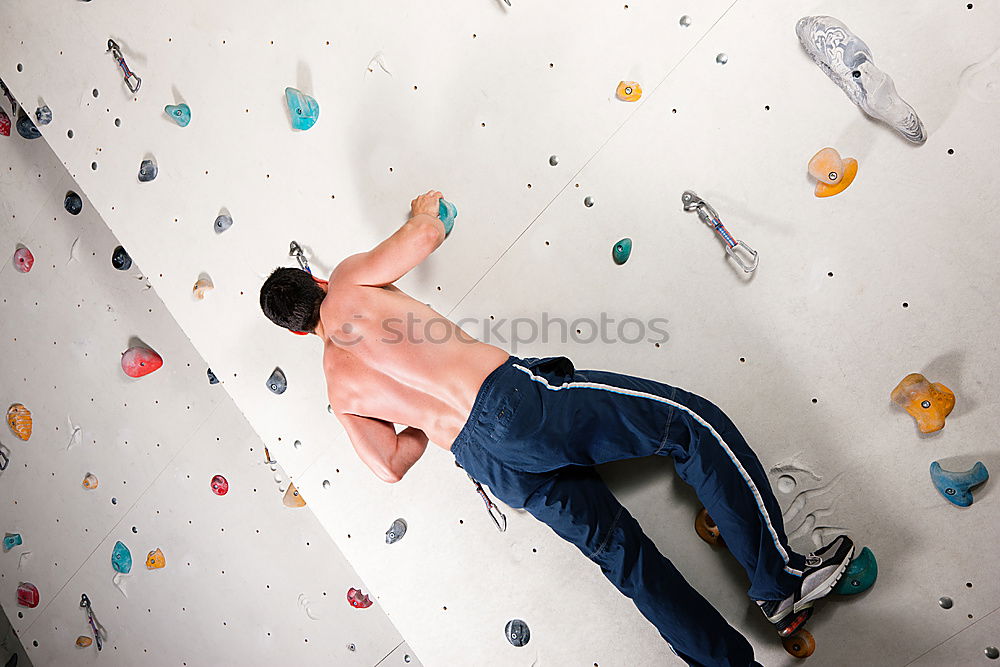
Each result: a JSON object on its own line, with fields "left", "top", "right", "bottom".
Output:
{"left": 259, "top": 190, "right": 855, "bottom": 667}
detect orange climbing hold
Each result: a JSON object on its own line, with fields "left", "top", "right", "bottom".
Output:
{"left": 283, "top": 482, "right": 306, "bottom": 508}
{"left": 75, "top": 636, "right": 93, "bottom": 648}
{"left": 146, "top": 548, "right": 166, "bottom": 569}
{"left": 695, "top": 507, "right": 726, "bottom": 548}
{"left": 82, "top": 473, "right": 99, "bottom": 490}
{"left": 809, "top": 147, "right": 857, "bottom": 197}
{"left": 7, "top": 403, "right": 32, "bottom": 441}
{"left": 891, "top": 373, "right": 955, "bottom": 433}
{"left": 616, "top": 81, "right": 642, "bottom": 102}
{"left": 783, "top": 629, "right": 815, "bottom": 658}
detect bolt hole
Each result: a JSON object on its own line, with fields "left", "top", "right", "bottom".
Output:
{"left": 67, "top": 129, "right": 74, "bottom": 139}
{"left": 17, "top": 63, "right": 23, "bottom": 72}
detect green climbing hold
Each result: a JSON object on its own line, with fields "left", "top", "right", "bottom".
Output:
{"left": 833, "top": 546, "right": 877, "bottom": 595}
{"left": 438, "top": 199, "right": 457, "bottom": 237}
{"left": 612, "top": 238, "right": 632, "bottom": 265}
{"left": 164, "top": 103, "right": 191, "bottom": 127}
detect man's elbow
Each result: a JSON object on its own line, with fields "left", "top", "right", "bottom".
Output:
{"left": 413, "top": 215, "right": 445, "bottom": 249}
{"left": 377, "top": 465, "right": 402, "bottom": 484}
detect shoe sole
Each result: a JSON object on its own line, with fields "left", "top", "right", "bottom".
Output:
{"left": 792, "top": 543, "right": 856, "bottom": 613}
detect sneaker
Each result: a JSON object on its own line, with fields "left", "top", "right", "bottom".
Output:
{"left": 757, "top": 598, "right": 813, "bottom": 637}
{"left": 756, "top": 535, "right": 855, "bottom": 635}
{"left": 792, "top": 535, "right": 855, "bottom": 612}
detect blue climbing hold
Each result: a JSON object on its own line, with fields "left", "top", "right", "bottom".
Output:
{"left": 3, "top": 533, "right": 22, "bottom": 552}
{"left": 15, "top": 107, "right": 41, "bottom": 140}
{"left": 267, "top": 367, "right": 287, "bottom": 394}
{"left": 111, "top": 246, "right": 132, "bottom": 271}
{"left": 284, "top": 87, "right": 319, "bottom": 131}
{"left": 214, "top": 214, "right": 233, "bottom": 234}
{"left": 111, "top": 541, "right": 132, "bottom": 574}
{"left": 207, "top": 368, "right": 219, "bottom": 385}
{"left": 34, "top": 105, "right": 52, "bottom": 126}
{"left": 832, "top": 546, "right": 877, "bottom": 595}
{"left": 438, "top": 199, "right": 458, "bottom": 236}
{"left": 138, "top": 159, "right": 157, "bottom": 182}
{"left": 64, "top": 190, "right": 83, "bottom": 216}
{"left": 164, "top": 103, "right": 191, "bottom": 127}
{"left": 613, "top": 238, "right": 632, "bottom": 265}
{"left": 930, "top": 461, "right": 988, "bottom": 508}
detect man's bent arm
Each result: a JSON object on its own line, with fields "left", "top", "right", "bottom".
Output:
{"left": 334, "top": 213, "right": 445, "bottom": 287}
{"left": 335, "top": 412, "right": 429, "bottom": 483}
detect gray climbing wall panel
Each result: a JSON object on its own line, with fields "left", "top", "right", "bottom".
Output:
{"left": 2, "top": 0, "right": 999, "bottom": 665}
{"left": 0, "top": 132, "right": 415, "bottom": 663}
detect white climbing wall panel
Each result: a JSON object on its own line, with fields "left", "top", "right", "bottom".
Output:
{"left": 2, "top": 0, "right": 1000, "bottom": 665}
{"left": 0, "top": 136, "right": 416, "bottom": 664}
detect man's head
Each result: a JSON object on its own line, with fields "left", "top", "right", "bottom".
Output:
{"left": 259, "top": 267, "right": 327, "bottom": 334}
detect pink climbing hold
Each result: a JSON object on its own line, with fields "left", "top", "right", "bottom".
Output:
{"left": 13, "top": 247, "right": 34, "bottom": 273}
{"left": 210, "top": 474, "right": 229, "bottom": 496}
{"left": 121, "top": 346, "right": 163, "bottom": 378}
{"left": 17, "top": 582, "right": 39, "bottom": 608}
{"left": 347, "top": 587, "right": 373, "bottom": 609}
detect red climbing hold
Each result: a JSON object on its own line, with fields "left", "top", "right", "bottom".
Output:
{"left": 121, "top": 346, "right": 163, "bottom": 378}
{"left": 211, "top": 475, "right": 229, "bottom": 496}
{"left": 347, "top": 587, "right": 373, "bottom": 609}
{"left": 0, "top": 109, "right": 10, "bottom": 137}
{"left": 13, "top": 247, "right": 33, "bottom": 273}
{"left": 17, "top": 582, "right": 39, "bottom": 608}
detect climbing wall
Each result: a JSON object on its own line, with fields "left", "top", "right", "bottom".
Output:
{"left": 2, "top": 0, "right": 999, "bottom": 665}
{"left": 0, "top": 126, "right": 416, "bottom": 663}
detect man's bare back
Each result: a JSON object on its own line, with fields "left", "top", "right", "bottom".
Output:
{"left": 318, "top": 191, "right": 508, "bottom": 483}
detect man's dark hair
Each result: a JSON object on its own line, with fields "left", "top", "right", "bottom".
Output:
{"left": 259, "top": 267, "right": 325, "bottom": 333}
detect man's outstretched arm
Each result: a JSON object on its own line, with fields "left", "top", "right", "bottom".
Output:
{"left": 333, "top": 190, "right": 447, "bottom": 287}
{"left": 334, "top": 412, "right": 429, "bottom": 483}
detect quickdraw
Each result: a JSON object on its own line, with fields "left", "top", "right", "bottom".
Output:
{"left": 681, "top": 190, "right": 758, "bottom": 273}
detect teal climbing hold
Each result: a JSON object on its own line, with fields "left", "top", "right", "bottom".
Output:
{"left": 284, "top": 87, "right": 319, "bottom": 131}
{"left": 438, "top": 199, "right": 458, "bottom": 237}
{"left": 164, "top": 103, "right": 191, "bottom": 127}
{"left": 833, "top": 546, "right": 877, "bottom": 595}
{"left": 3, "top": 533, "right": 22, "bottom": 552}
{"left": 612, "top": 238, "right": 632, "bottom": 265}
{"left": 111, "top": 540, "right": 132, "bottom": 574}
{"left": 930, "top": 461, "right": 988, "bottom": 508}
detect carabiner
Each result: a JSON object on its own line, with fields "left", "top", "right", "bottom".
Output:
{"left": 289, "top": 241, "right": 311, "bottom": 274}
{"left": 681, "top": 190, "right": 758, "bottom": 273}
{"left": 106, "top": 39, "right": 141, "bottom": 93}
{"left": 455, "top": 461, "right": 508, "bottom": 532}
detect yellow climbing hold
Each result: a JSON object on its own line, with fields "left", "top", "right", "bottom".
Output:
{"left": 146, "top": 548, "right": 166, "bottom": 569}
{"left": 616, "top": 81, "right": 642, "bottom": 102}
{"left": 6, "top": 403, "right": 32, "bottom": 441}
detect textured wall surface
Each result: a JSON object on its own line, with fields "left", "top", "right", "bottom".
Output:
{"left": 2, "top": 0, "right": 999, "bottom": 665}
{"left": 0, "top": 118, "right": 416, "bottom": 664}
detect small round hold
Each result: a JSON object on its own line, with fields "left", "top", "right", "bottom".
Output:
{"left": 347, "top": 643, "right": 356, "bottom": 652}
{"left": 921, "top": 400, "right": 931, "bottom": 409}
{"left": 111, "top": 245, "right": 132, "bottom": 270}
{"left": 938, "top": 596, "right": 953, "bottom": 609}
{"left": 385, "top": 518, "right": 408, "bottom": 545}
{"left": 584, "top": 196, "right": 595, "bottom": 207}
{"left": 695, "top": 507, "right": 725, "bottom": 547}
{"left": 612, "top": 238, "right": 632, "bottom": 265}
{"left": 13, "top": 247, "right": 34, "bottom": 273}
{"left": 404, "top": 655, "right": 411, "bottom": 663}
{"left": 138, "top": 159, "right": 158, "bottom": 182}
{"left": 548, "top": 155, "right": 559, "bottom": 166}
{"left": 852, "top": 70, "right": 861, "bottom": 78}
{"left": 64, "top": 190, "right": 83, "bottom": 215}
{"left": 34, "top": 105, "right": 52, "bottom": 126}
{"left": 214, "top": 214, "right": 233, "bottom": 234}
{"left": 716, "top": 53, "right": 729, "bottom": 65}
{"left": 783, "top": 630, "right": 815, "bottom": 658}
{"left": 293, "top": 439, "right": 302, "bottom": 449}
{"left": 267, "top": 367, "right": 287, "bottom": 394}
{"left": 505, "top": 619, "right": 531, "bottom": 647}
{"left": 985, "top": 646, "right": 999, "bottom": 660}
{"left": 322, "top": 480, "right": 331, "bottom": 489}
{"left": 211, "top": 474, "right": 229, "bottom": 496}
{"left": 679, "top": 15, "right": 691, "bottom": 27}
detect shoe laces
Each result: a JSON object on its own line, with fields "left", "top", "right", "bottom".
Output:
{"left": 805, "top": 554, "right": 822, "bottom": 567}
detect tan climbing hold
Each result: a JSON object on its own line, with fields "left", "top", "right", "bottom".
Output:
{"left": 283, "top": 482, "right": 306, "bottom": 508}
{"left": 7, "top": 403, "right": 32, "bottom": 441}
{"left": 891, "top": 373, "right": 955, "bottom": 433}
